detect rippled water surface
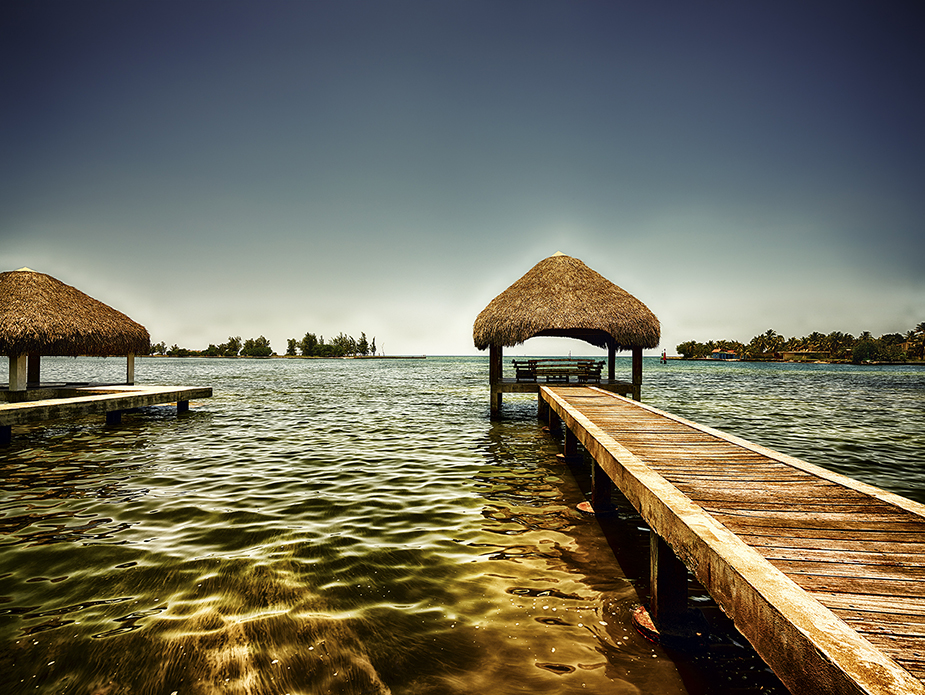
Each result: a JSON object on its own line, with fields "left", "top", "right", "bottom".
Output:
{"left": 1, "top": 356, "right": 922, "bottom": 694}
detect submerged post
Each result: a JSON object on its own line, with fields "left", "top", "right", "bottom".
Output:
{"left": 633, "top": 532, "right": 708, "bottom": 648}
{"left": 650, "top": 534, "right": 689, "bottom": 625}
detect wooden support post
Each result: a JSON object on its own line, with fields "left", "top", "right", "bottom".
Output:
{"left": 564, "top": 426, "right": 578, "bottom": 458}
{"left": 537, "top": 393, "right": 548, "bottom": 420}
{"left": 650, "top": 533, "right": 689, "bottom": 626}
{"left": 633, "top": 532, "right": 709, "bottom": 648}
{"left": 590, "top": 460, "right": 614, "bottom": 511}
{"left": 632, "top": 346, "right": 643, "bottom": 401}
{"left": 178, "top": 400, "right": 189, "bottom": 414}
{"left": 548, "top": 408, "right": 561, "bottom": 433}
{"left": 608, "top": 342, "right": 616, "bottom": 382}
{"left": 9, "top": 355, "right": 27, "bottom": 391}
{"left": 126, "top": 354, "right": 135, "bottom": 385}
{"left": 27, "top": 354, "right": 41, "bottom": 386}
{"left": 106, "top": 410, "right": 122, "bottom": 426}
{"left": 1, "top": 425, "right": 11, "bottom": 446}
{"left": 489, "top": 343, "right": 503, "bottom": 415}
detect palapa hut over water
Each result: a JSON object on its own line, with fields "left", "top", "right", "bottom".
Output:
{"left": 473, "top": 253, "right": 660, "bottom": 413}
{"left": 1, "top": 268, "right": 150, "bottom": 391}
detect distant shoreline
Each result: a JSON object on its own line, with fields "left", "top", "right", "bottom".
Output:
{"left": 143, "top": 354, "right": 426, "bottom": 360}
{"left": 670, "top": 356, "right": 925, "bottom": 366}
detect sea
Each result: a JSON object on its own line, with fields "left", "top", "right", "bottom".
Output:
{"left": 1, "top": 356, "right": 922, "bottom": 695}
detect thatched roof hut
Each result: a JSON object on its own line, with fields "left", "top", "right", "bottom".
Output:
{"left": 1, "top": 268, "right": 149, "bottom": 389}
{"left": 474, "top": 253, "right": 659, "bottom": 412}
{"left": 473, "top": 253, "right": 659, "bottom": 351}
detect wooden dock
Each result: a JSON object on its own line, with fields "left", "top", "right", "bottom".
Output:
{"left": 540, "top": 385, "right": 925, "bottom": 695}
{"left": 0, "top": 384, "right": 212, "bottom": 444}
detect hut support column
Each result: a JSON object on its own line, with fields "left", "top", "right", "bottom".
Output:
{"left": 9, "top": 355, "right": 27, "bottom": 391}
{"left": 489, "top": 343, "right": 503, "bottom": 415}
{"left": 27, "top": 354, "right": 40, "bottom": 386}
{"left": 632, "top": 347, "right": 643, "bottom": 401}
{"left": 126, "top": 354, "right": 135, "bottom": 385}
{"left": 608, "top": 342, "right": 616, "bottom": 382}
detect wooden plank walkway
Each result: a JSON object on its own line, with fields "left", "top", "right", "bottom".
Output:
{"left": 0, "top": 384, "right": 212, "bottom": 444}
{"left": 541, "top": 385, "right": 925, "bottom": 695}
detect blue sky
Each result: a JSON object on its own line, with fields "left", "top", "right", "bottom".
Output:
{"left": 2, "top": 1, "right": 923, "bottom": 356}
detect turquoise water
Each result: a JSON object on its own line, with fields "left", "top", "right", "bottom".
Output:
{"left": 0, "top": 356, "right": 922, "bottom": 694}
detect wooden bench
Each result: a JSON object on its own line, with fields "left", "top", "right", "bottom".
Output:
{"left": 512, "top": 358, "right": 604, "bottom": 383}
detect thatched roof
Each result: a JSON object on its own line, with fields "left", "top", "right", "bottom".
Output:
{"left": 473, "top": 253, "right": 660, "bottom": 350}
{"left": 0, "top": 268, "right": 150, "bottom": 357}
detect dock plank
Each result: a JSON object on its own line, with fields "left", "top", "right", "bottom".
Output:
{"left": 540, "top": 385, "right": 925, "bottom": 695}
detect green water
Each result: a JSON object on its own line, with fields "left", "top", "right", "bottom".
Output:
{"left": 0, "top": 356, "right": 921, "bottom": 694}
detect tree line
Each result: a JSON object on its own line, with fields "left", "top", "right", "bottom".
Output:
{"left": 285, "top": 332, "right": 375, "bottom": 357}
{"left": 676, "top": 323, "right": 925, "bottom": 363}
{"left": 148, "top": 331, "right": 377, "bottom": 358}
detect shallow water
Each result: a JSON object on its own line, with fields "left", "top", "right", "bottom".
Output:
{"left": 0, "top": 356, "right": 921, "bottom": 694}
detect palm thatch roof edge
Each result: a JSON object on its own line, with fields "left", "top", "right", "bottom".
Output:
{"left": 473, "top": 254, "right": 660, "bottom": 350}
{"left": 0, "top": 269, "right": 151, "bottom": 357}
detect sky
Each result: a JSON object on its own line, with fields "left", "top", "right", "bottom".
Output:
{"left": 2, "top": 1, "right": 923, "bottom": 356}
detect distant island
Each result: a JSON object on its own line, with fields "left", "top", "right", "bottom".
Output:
{"left": 148, "top": 331, "right": 379, "bottom": 358}
{"left": 676, "top": 323, "right": 925, "bottom": 364}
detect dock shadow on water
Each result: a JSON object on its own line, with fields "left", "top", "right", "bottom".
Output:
{"left": 5, "top": 356, "right": 895, "bottom": 693}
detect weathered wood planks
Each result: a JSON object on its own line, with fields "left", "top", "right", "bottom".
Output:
{"left": 541, "top": 385, "right": 925, "bottom": 695}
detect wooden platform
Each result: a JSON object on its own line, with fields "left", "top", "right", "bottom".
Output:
{"left": 540, "top": 385, "right": 925, "bottom": 695}
{"left": 0, "top": 384, "right": 212, "bottom": 444}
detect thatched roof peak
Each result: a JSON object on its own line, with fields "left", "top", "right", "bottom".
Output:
{"left": 0, "top": 269, "right": 150, "bottom": 357}
{"left": 473, "top": 253, "right": 659, "bottom": 351}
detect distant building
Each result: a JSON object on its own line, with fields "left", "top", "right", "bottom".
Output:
{"left": 710, "top": 348, "right": 738, "bottom": 360}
